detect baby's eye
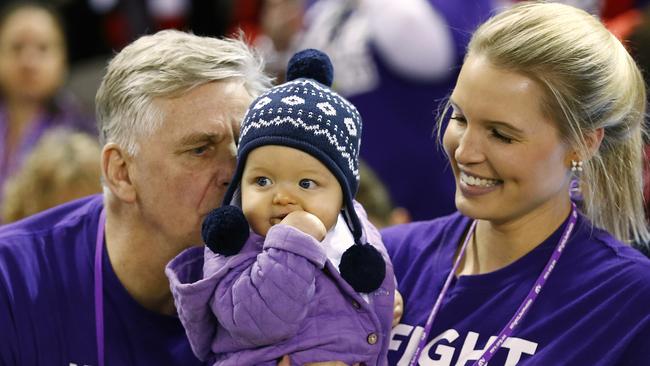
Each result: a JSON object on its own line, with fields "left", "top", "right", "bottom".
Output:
{"left": 256, "top": 177, "right": 271, "bottom": 187}
{"left": 299, "top": 179, "right": 316, "bottom": 189}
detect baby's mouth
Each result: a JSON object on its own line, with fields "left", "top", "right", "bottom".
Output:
{"left": 270, "top": 213, "right": 289, "bottom": 225}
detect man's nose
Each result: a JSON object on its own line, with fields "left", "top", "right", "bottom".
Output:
{"left": 215, "top": 144, "right": 237, "bottom": 188}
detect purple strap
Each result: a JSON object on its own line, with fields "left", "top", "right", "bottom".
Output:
{"left": 410, "top": 203, "right": 578, "bottom": 366}
{"left": 94, "top": 208, "right": 106, "bottom": 366}
{"left": 408, "top": 219, "right": 477, "bottom": 366}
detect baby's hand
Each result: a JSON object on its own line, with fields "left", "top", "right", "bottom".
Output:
{"left": 281, "top": 211, "right": 327, "bottom": 241}
{"left": 393, "top": 290, "right": 404, "bottom": 328}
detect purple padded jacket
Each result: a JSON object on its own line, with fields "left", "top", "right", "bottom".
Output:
{"left": 166, "top": 203, "right": 395, "bottom": 365}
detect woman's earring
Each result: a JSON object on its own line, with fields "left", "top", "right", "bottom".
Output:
{"left": 571, "top": 160, "right": 583, "bottom": 172}
{"left": 570, "top": 160, "right": 583, "bottom": 201}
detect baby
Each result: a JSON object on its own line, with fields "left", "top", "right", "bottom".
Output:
{"left": 167, "top": 49, "right": 395, "bottom": 365}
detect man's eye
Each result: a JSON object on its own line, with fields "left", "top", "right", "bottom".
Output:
{"left": 299, "top": 179, "right": 316, "bottom": 189}
{"left": 256, "top": 177, "right": 271, "bottom": 187}
{"left": 191, "top": 145, "right": 209, "bottom": 155}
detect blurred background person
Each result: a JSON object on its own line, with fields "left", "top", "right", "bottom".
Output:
{"left": 356, "top": 160, "right": 410, "bottom": 229}
{"left": 1, "top": 128, "right": 101, "bottom": 224}
{"left": 0, "top": 2, "right": 95, "bottom": 214}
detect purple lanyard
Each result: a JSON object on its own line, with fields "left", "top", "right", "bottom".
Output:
{"left": 94, "top": 208, "right": 106, "bottom": 366}
{"left": 409, "top": 203, "right": 578, "bottom": 366}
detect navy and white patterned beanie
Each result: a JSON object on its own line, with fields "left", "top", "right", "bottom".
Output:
{"left": 202, "top": 49, "right": 386, "bottom": 293}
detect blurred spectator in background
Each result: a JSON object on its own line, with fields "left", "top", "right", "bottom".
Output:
{"left": 256, "top": 0, "right": 496, "bottom": 222}
{"left": 356, "top": 160, "right": 410, "bottom": 229}
{"left": 60, "top": 0, "right": 256, "bottom": 115}
{"left": 0, "top": 2, "right": 95, "bottom": 215}
{"left": 2, "top": 128, "right": 101, "bottom": 223}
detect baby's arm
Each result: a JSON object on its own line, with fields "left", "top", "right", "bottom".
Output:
{"left": 210, "top": 211, "right": 328, "bottom": 347}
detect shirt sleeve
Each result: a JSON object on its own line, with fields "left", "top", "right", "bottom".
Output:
{"left": 210, "top": 224, "right": 328, "bottom": 347}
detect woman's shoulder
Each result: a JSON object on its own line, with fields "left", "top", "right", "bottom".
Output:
{"left": 572, "top": 220, "right": 650, "bottom": 292}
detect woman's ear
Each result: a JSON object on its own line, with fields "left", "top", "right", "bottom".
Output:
{"left": 101, "top": 143, "right": 136, "bottom": 203}
{"left": 565, "top": 127, "right": 605, "bottom": 167}
{"left": 584, "top": 127, "right": 605, "bottom": 158}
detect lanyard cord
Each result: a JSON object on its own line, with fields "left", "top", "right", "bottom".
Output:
{"left": 409, "top": 203, "right": 578, "bottom": 366}
{"left": 94, "top": 208, "right": 106, "bottom": 366}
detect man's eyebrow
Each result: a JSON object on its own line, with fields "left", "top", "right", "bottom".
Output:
{"left": 178, "top": 132, "right": 220, "bottom": 146}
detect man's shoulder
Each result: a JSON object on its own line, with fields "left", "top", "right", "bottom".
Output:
{"left": 0, "top": 196, "right": 103, "bottom": 363}
{"left": 0, "top": 195, "right": 103, "bottom": 244}
{"left": 0, "top": 195, "right": 103, "bottom": 279}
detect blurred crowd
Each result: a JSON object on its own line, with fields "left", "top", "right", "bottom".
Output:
{"left": 2, "top": 0, "right": 650, "bottom": 242}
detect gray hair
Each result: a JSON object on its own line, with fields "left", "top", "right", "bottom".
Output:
{"left": 96, "top": 29, "right": 272, "bottom": 155}
{"left": 440, "top": 2, "right": 649, "bottom": 244}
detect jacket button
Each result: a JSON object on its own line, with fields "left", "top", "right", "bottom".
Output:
{"left": 352, "top": 300, "right": 361, "bottom": 309}
{"left": 367, "top": 333, "right": 378, "bottom": 345}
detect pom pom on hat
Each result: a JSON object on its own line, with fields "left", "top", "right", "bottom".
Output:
{"left": 339, "top": 244, "right": 386, "bottom": 293}
{"left": 202, "top": 205, "right": 250, "bottom": 256}
{"left": 286, "top": 48, "right": 334, "bottom": 87}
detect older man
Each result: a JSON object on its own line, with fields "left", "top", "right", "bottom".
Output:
{"left": 0, "top": 30, "right": 270, "bottom": 365}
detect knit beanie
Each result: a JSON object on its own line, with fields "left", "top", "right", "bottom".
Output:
{"left": 202, "top": 49, "right": 386, "bottom": 293}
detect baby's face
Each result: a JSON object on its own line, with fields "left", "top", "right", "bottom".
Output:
{"left": 241, "top": 145, "right": 343, "bottom": 237}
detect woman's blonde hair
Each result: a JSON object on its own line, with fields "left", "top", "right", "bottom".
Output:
{"left": 2, "top": 129, "right": 102, "bottom": 223}
{"left": 444, "top": 2, "right": 649, "bottom": 244}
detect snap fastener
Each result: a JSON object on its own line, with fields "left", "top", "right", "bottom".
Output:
{"left": 367, "top": 332, "right": 378, "bottom": 345}
{"left": 352, "top": 300, "right": 361, "bottom": 309}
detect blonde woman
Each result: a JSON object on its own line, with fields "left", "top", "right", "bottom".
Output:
{"left": 383, "top": 2, "right": 650, "bottom": 365}
{"left": 1, "top": 129, "right": 102, "bottom": 223}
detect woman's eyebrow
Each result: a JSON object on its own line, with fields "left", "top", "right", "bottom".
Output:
{"left": 450, "top": 99, "right": 525, "bottom": 135}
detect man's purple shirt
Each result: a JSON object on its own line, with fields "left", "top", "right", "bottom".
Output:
{"left": 0, "top": 195, "right": 201, "bottom": 365}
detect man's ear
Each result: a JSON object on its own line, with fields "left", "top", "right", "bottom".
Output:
{"left": 102, "top": 143, "right": 136, "bottom": 203}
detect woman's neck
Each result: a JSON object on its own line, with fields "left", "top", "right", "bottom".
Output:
{"left": 457, "top": 197, "right": 572, "bottom": 276}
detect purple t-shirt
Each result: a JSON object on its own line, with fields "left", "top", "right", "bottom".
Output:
{"left": 0, "top": 195, "right": 201, "bottom": 365}
{"left": 382, "top": 212, "right": 650, "bottom": 365}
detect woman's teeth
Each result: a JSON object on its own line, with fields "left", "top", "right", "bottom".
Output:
{"left": 460, "top": 172, "right": 500, "bottom": 187}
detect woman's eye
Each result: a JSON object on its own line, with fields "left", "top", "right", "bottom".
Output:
{"left": 450, "top": 115, "right": 467, "bottom": 123}
{"left": 255, "top": 177, "right": 271, "bottom": 187}
{"left": 299, "top": 179, "right": 316, "bottom": 189}
{"left": 491, "top": 128, "right": 513, "bottom": 143}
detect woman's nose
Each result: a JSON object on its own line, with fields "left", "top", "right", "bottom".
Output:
{"left": 454, "top": 126, "right": 485, "bottom": 165}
